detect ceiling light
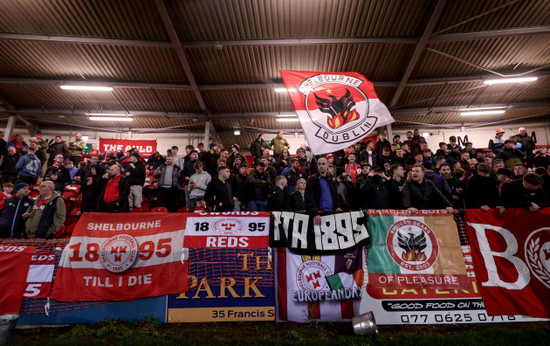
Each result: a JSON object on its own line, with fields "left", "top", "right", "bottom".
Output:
{"left": 278, "top": 113, "right": 297, "bottom": 117}
{"left": 457, "top": 106, "right": 507, "bottom": 111}
{"left": 85, "top": 112, "right": 133, "bottom": 117}
{"left": 277, "top": 118, "right": 300, "bottom": 122}
{"left": 82, "top": 136, "right": 89, "bottom": 141}
{"left": 89, "top": 117, "right": 133, "bottom": 121}
{"left": 460, "top": 110, "right": 506, "bottom": 116}
{"left": 274, "top": 88, "right": 297, "bottom": 93}
{"left": 483, "top": 77, "right": 538, "bottom": 85}
{"left": 60, "top": 85, "right": 113, "bottom": 91}
{"left": 234, "top": 130, "right": 241, "bottom": 135}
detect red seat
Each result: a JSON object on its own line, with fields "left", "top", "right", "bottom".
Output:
{"left": 150, "top": 207, "right": 168, "bottom": 213}
{"left": 177, "top": 207, "right": 189, "bottom": 213}
{"left": 54, "top": 224, "right": 66, "bottom": 239}
{"left": 131, "top": 206, "right": 149, "bottom": 213}
{"left": 29, "top": 184, "right": 40, "bottom": 192}
{"left": 56, "top": 224, "right": 76, "bottom": 239}
{"left": 64, "top": 184, "right": 81, "bottom": 194}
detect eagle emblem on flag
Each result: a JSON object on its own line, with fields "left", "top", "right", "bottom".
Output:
{"left": 280, "top": 71, "right": 394, "bottom": 155}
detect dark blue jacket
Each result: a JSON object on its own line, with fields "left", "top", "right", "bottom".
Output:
{"left": 0, "top": 196, "right": 33, "bottom": 238}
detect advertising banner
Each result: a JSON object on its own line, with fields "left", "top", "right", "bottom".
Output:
{"left": 276, "top": 247, "right": 366, "bottom": 322}
{"left": 0, "top": 245, "right": 36, "bottom": 314}
{"left": 52, "top": 213, "right": 187, "bottom": 301}
{"left": 465, "top": 208, "right": 550, "bottom": 318}
{"left": 168, "top": 248, "right": 275, "bottom": 322}
{"left": 99, "top": 138, "right": 157, "bottom": 157}
{"left": 280, "top": 70, "right": 394, "bottom": 155}
{"left": 360, "top": 245, "right": 549, "bottom": 324}
{"left": 271, "top": 211, "right": 369, "bottom": 255}
{"left": 367, "top": 210, "right": 469, "bottom": 290}
{"left": 170, "top": 212, "right": 274, "bottom": 322}
{"left": 183, "top": 212, "right": 270, "bottom": 249}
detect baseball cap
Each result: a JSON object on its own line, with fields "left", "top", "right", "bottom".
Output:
{"left": 496, "top": 128, "right": 505, "bottom": 134}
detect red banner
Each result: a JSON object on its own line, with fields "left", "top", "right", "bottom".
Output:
{"left": 183, "top": 212, "right": 270, "bottom": 249}
{"left": 465, "top": 208, "right": 550, "bottom": 318}
{"left": 24, "top": 250, "right": 57, "bottom": 299}
{"left": 99, "top": 138, "right": 157, "bottom": 157}
{"left": 52, "top": 213, "right": 188, "bottom": 301}
{"left": 0, "top": 245, "right": 36, "bottom": 314}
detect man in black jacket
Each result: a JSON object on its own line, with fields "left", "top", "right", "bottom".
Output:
{"left": 499, "top": 173, "right": 547, "bottom": 213}
{"left": 1, "top": 146, "right": 21, "bottom": 184}
{"left": 125, "top": 152, "right": 146, "bottom": 209}
{"left": 79, "top": 155, "right": 105, "bottom": 213}
{"left": 43, "top": 153, "right": 71, "bottom": 193}
{"left": 267, "top": 176, "right": 287, "bottom": 212}
{"left": 204, "top": 166, "right": 234, "bottom": 212}
{"left": 47, "top": 136, "right": 69, "bottom": 166}
{"left": 360, "top": 165, "right": 390, "bottom": 209}
{"left": 98, "top": 165, "right": 130, "bottom": 212}
{"left": 385, "top": 164, "right": 405, "bottom": 209}
{"left": 250, "top": 134, "right": 269, "bottom": 165}
{"left": 465, "top": 163, "right": 499, "bottom": 210}
{"left": 305, "top": 157, "right": 343, "bottom": 224}
{"left": 403, "top": 164, "right": 453, "bottom": 213}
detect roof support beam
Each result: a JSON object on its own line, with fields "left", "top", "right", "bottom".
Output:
{"left": 389, "top": 0, "right": 448, "bottom": 108}
{"left": 154, "top": 0, "right": 208, "bottom": 113}
{"left": 7, "top": 102, "right": 548, "bottom": 119}
{"left": 1, "top": 71, "right": 548, "bottom": 91}
{"left": 1, "top": 26, "right": 548, "bottom": 48}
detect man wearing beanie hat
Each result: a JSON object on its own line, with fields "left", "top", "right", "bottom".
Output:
{"left": 0, "top": 182, "right": 32, "bottom": 238}
{"left": 227, "top": 144, "right": 246, "bottom": 168}
{"left": 124, "top": 152, "right": 146, "bottom": 209}
{"left": 489, "top": 128, "right": 506, "bottom": 154}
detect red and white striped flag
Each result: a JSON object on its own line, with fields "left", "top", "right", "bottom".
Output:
{"left": 280, "top": 71, "right": 394, "bottom": 155}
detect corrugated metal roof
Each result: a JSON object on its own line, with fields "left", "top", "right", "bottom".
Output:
{"left": 434, "top": 0, "right": 550, "bottom": 35}
{"left": 0, "top": 0, "right": 167, "bottom": 40}
{"left": 415, "top": 34, "right": 550, "bottom": 78}
{"left": 187, "top": 44, "right": 412, "bottom": 84}
{"left": 0, "top": 40, "right": 187, "bottom": 83}
{"left": 394, "top": 106, "right": 550, "bottom": 127}
{"left": 170, "top": 0, "right": 431, "bottom": 40}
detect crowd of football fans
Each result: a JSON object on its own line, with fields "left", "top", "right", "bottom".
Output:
{"left": 0, "top": 127, "right": 548, "bottom": 239}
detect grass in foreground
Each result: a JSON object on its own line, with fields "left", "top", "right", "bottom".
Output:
{"left": 8, "top": 318, "right": 550, "bottom": 345}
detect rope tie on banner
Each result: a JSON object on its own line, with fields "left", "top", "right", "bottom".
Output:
{"left": 44, "top": 297, "right": 50, "bottom": 317}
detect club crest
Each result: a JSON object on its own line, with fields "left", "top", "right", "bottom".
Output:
{"left": 386, "top": 219, "right": 439, "bottom": 271}
{"left": 299, "top": 74, "right": 378, "bottom": 144}
{"left": 525, "top": 228, "right": 550, "bottom": 289}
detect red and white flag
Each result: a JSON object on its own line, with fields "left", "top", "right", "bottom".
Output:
{"left": 183, "top": 212, "right": 270, "bottom": 249}
{"left": 24, "top": 250, "right": 57, "bottom": 299}
{"left": 465, "top": 209, "right": 550, "bottom": 318}
{"left": 0, "top": 245, "right": 36, "bottom": 314}
{"left": 280, "top": 71, "right": 394, "bottom": 155}
{"left": 52, "top": 213, "right": 188, "bottom": 301}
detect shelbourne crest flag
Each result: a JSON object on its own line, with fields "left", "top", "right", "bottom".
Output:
{"left": 280, "top": 70, "right": 394, "bottom": 155}
{"left": 367, "top": 210, "right": 469, "bottom": 290}
{"left": 52, "top": 213, "right": 188, "bottom": 301}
